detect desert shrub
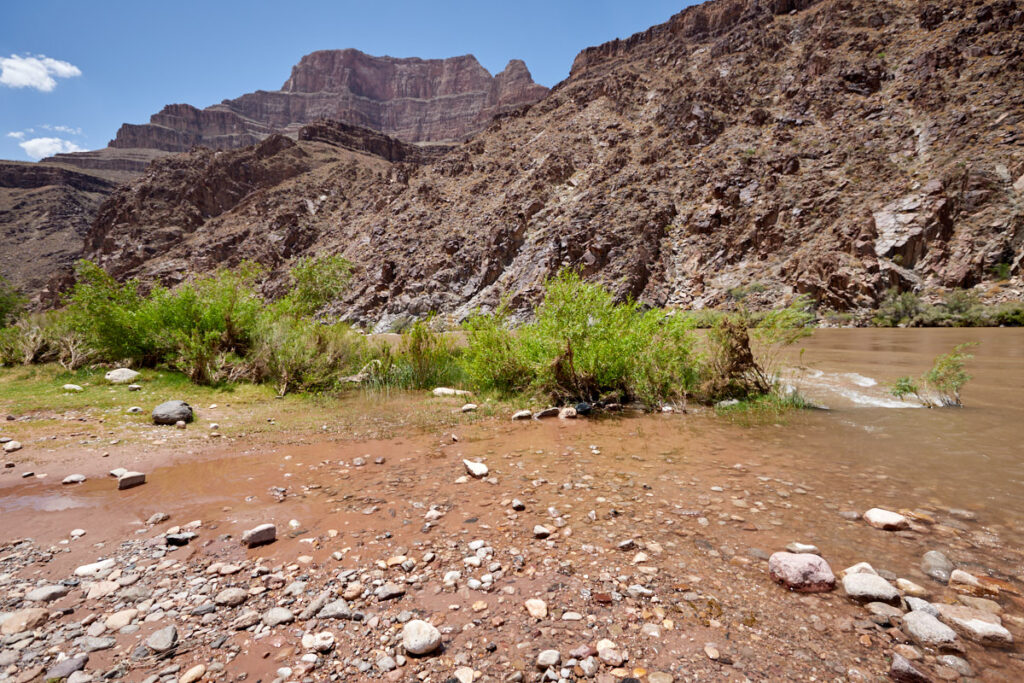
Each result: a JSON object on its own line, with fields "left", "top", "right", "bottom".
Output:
{"left": 278, "top": 254, "right": 354, "bottom": 316}
{"left": 991, "top": 302, "right": 1024, "bottom": 326}
{"left": 62, "top": 260, "right": 265, "bottom": 378}
{"left": 873, "top": 289, "right": 923, "bottom": 326}
{"left": 0, "top": 276, "right": 26, "bottom": 327}
{"left": 246, "top": 317, "right": 368, "bottom": 396}
{"left": 925, "top": 342, "right": 976, "bottom": 406}
{"left": 890, "top": 342, "right": 977, "bottom": 407}
{"left": 463, "top": 271, "right": 699, "bottom": 406}
{"left": 698, "top": 296, "right": 814, "bottom": 403}
{"left": 390, "top": 317, "right": 463, "bottom": 390}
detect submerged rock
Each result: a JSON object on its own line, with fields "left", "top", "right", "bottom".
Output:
{"left": 842, "top": 572, "right": 900, "bottom": 605}
{"left": 863, "top": 508, "right": 909, "bottom": 530}
{"left": 921, "top": 550, "right": 954, "bottom": 582}
{"left": 902, "top": 611, "right": 959, "bottom": 649}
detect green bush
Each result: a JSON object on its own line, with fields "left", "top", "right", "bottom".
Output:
{"left": 463, "top": 271, "right": 699, "bottom": 406}
{"left": 873, "top": 289, "right": 923, "bottom": 326}
{"left": 278, "top": 254, "right": 354, "bottom": 316}
{"left": 890, "top": 343, "right": 977, "bottom": 407}
{"left": 392, "top": 317, "right": 463, "bottom": 390}
{"left": 0, "top": 276, "right": 26, "bottom": 327}
{"left": 247, "top": 317, "right": 368, "bottom": 396}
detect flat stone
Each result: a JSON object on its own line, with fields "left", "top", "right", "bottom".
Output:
{"left": 214, "top": 587, "right": 248, "bottom": 607}
{"left": 25, "top": 584, "right": 70, "bottom": 602}
{"left": 768, "top": 552, "right": 836, "bottom": 593}
{"left": 241, "top": 523, "right": 276, "bottom": 547}
{"left": 45, "top": 654, "right": 88, "bottom": 681}
{"left": 402, "top": 619, "right": 442, "bottom": 655}
{"left": 62, "top": 474, "right": 86, "bottom": 485}
{"left": 889, "top": 653, "right": 930, "bottom": 683}
{"left": 63, "top": 384, "right": 84, "bottom": 392}
{"left": 463, "top": 459, "right": 488, "bottom": 478}
{"left": 105, "top": 609, "right": 138, "bottom": 630}
{"left": 902, "top": 611, "right": 959, "bottom": 649}
{"left": 863, "top": 508, "right": 909, "bottom": 530}
{"left": 432, "top": 387, "right": 471, "bottom": 397}
{"left": 948, "top": 568, "right": 998, "bottom": 597}
{"left": 536, "top": 649, "right": 560, "bottom": 668}
{"left": 461, "top": 403, "right": 477, "bottom": 412}
{"left": 906, "top": 597, "right": 939, "bottom": 616}
{"left": 784, "top": 542, "right": 820, "bottom": 554}
{"left": 842, "top": 572, "right": 900, "bottom": 605}
{"left": 453, "top": 667, "right": 474, "bottom": 683}
{"left": 318, "top": 599, "right": 353, "bottom": 619}
{"left": 118, "top": 471, "right": 146, "bottom": 489}
{"left": 922, "top": 550, "right": 954, "bottom": 583}
{"left": 0, "top": 607, "right": 49, "bottom": 635}
{"left": 936, "top": 604, "right": 1013, "bottom": 646}
{"left": 2, "top": 441, "right": 21, "bottom": 453}
{"left": 533, "top": 407, "right": 560, "bottom": 419}
{"left": 511, "top": 410, "right": 533, "bottom": 420}
{"left": 105, "top": 368, "right": 140, "bottom": 384}
{"left": 262, "top": 607, "right": 294, "bottom": 627}
{"left": 146, "top": 625, "right": 178, "bottom": 653}
{"left": 936, "top": 655, "right": 972, "bottom": 677}
{"left": 896, "top": 578, "right": 929, "bottom": 598}
{"left": 375, "top": 582, "right": 405, "bottom": 600}
{"left": 79, "top": 635, "right": 116, "bottom": 652}
{"left": 74, "top": 558, "right": 115, "bottom": 577}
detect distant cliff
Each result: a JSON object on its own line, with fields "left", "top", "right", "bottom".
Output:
{"left": 109, "top": 49, "right": 549, "bottom": 151}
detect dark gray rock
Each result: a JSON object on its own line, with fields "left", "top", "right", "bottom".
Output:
{"left": 152, "top": 400, "right": 193, "bottom": 425}
{"left": 45, "top": 654, "right": 88, "bottom": 680}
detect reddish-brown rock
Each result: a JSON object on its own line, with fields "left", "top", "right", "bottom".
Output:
{"left": 109, "top": 49, "right": 548, "bottom": 151}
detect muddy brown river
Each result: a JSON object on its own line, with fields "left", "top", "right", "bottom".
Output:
{"left": 1, "top": 328, "right": 1022, "bottom": 681}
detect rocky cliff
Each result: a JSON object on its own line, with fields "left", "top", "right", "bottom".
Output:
{"left": 109, "top": 50, "right": 549, "bottom": 151}
{"left": 84, "top": 0, "right": 1024, "bottom": 328}
{"left": 0, "top": 162, "right": 119, "bottom": 302}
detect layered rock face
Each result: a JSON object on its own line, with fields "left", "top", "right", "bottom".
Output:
{"left": 87, "top": 0, "right": 1024, "bottom": 327}
{"left": 0, "top": 162, "right": 118, "bottom": 302}
{"left": 109, "top": 49, "right": 549, "bottom": 151}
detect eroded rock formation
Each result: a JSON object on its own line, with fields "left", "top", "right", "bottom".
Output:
{"left": 109, "top": 50, "right": 549, "bottom": 151}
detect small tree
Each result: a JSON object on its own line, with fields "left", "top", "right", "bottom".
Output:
{"left": 890, "top": 342, "right": 977, "bottom": 407}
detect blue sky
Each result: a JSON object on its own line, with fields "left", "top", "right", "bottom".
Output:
{"left": 1, "top": 1, "right": 694, "bottom": 161}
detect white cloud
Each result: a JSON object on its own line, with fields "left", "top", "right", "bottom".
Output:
{"left": 6, "top": 131, "right": 25, "bottom": 140}
{"left": 0, "top": 54, "right": 82, "bottom": 92}
{"left": 49, "top": 125, "right": 82, "bottom": 135}
{"left": 18, "top": 136, "right": 84, "bottom": 159}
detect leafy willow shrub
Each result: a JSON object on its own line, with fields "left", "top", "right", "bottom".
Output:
{"left": 699, "top": 296, "right": 814, "bottom": 403}
{"left": 277, "top": 254, "right": 354, "bottom": 316}
{"left": 391, "top": 317, "right": 463, "bottom": 390}
{"left": 890, "top": 342, "right": 977, "bottom": 407}
{"left": 463, "top": 271, "right": 699, "bottom": 406}
{"left": 0, "top": 276, "right": 26, "bottom": 327}
{"left": 246, "top": 317, "right": 368, "bottom": 396}
{"left": 873, "top": 289, "right": 924, "bottom": 326}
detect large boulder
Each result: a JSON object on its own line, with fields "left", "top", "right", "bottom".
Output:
{"left": 105, "top": 368, "right": 140, "bottom": 384}
{"left": 153, "top": 400, "right": 193, "bottom": 425}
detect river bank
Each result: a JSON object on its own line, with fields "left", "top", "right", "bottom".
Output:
{"left": 1, "top": 329, "right": 1022, "bottom": 682}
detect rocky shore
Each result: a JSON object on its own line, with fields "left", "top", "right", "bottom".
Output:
{"left": 2, "top": 407, "right": 1023, "bottom": 683}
